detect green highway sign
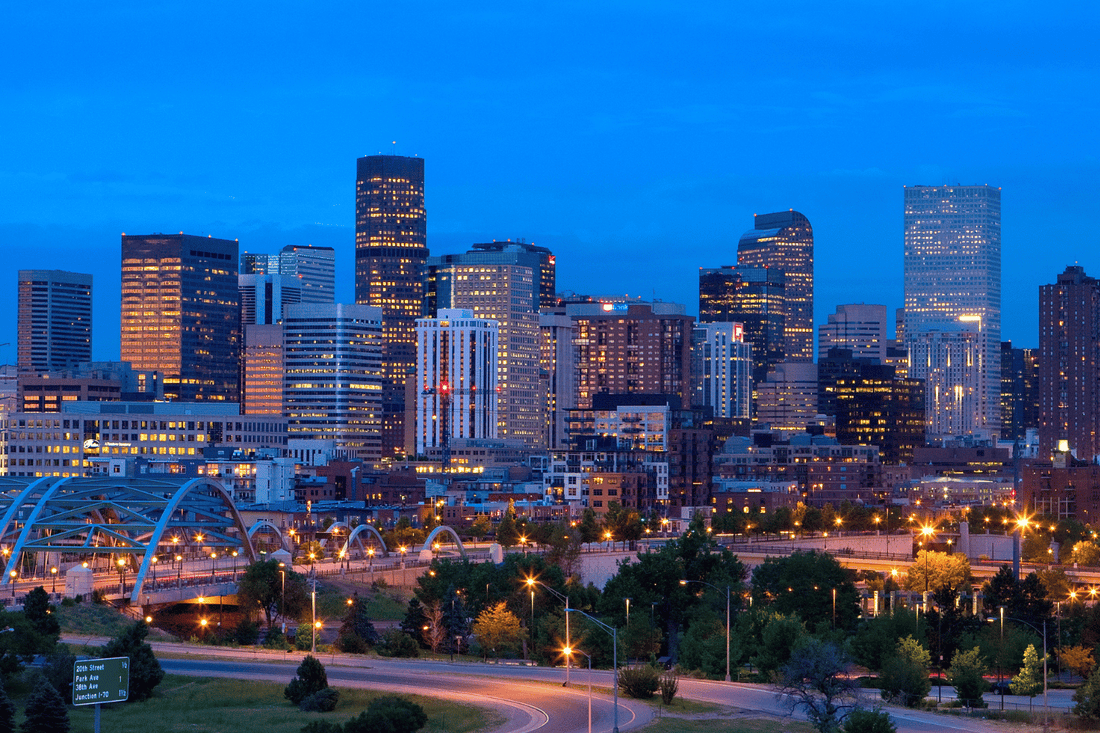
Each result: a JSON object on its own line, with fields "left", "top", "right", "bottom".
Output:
{"left": 73, "top": 656, "right": 130, "bottom": 706}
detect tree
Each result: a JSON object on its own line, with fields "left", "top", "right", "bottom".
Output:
{"left": 101, "top": 621, "right": 164, "bottom": 701}
{"left": 284, "top": 655, "right": 329, "bottom": 705}
{"left": 41, "top": 649, "right": 76, "bottom": 704}
{"left": 0, "top": 677, "right": 14, "bottom": 733}
{"left": 1010, "top": 644, "right": 1045, "bottom": 704}
{"left": 752, "top": 612, "right": 807, "bottom": 675}
{"left": 1075, "top": 665, "right": 1100, "bottom": 720}
{"left": 421, "top": 601, "right": 446, "bottom": 653}
{"left": 22, "top": 587, "right": 59, "bottom": 645}
{"left": 468, "top": 515, "right": 491, "bottom": 540}
{"left": 20, "top": 677, "right": 68, "bottom": 733}
{"left": 946, "top": 647, "right": 988, "bottom": 707}
{"left": 237, "top": 559, "right": 308, "bottom": 627}
{"left": 343, "top": 696, "right": 428, "bottom": 733}
{"left": 879, "top": 636, "right": 931, "bottom": 707}
{"left": 472, "top": 602, "right": 524, "bottom": 657}
{"left": 903, "top": 551, "right": 971, "bottom": 593}
{"left": 751, "top": 551, "right": 860, "bottom": 630}
{"left": 850, "top": 609, "right": 926, "bottom": 673}
{"left": 1059, "top": 645, "right": 1095, "bottom": 679}
{"left": 1072, "top": 541, "right": 1100, "bottom": 566}
{"left": 981, "top": 566, "right": 1053, "bottom": 633}
{"left": 496, "top": 502, "right": 520, "bottom": 549}
{"left": 337, "top": 593, "right": 379, "bottom": 651}
{"left": 776, "top": 638, "right": 859, "bottom": 733}
{"left": 578, "top": 508, "right": 601, "bottom": 544}
{"left": 842, "top": 708, "right": 896, "bottom": 733}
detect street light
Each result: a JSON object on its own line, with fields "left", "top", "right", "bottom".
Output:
{"left": 50, "top": 566, "right": 58, "bottom": 595}
{"left": 563, "top": 646, "right": 594, "bottom": 733}
{"left": 566, "top": 608, "right": 620, "bottom": 733}
{"left": 278, "top": 562, "right": 286, "bottom": 634}
{"left": 176, "top": 554, "right": 183, "bottom": 588}
{"left": 681, "top": 579, "right": 731, "bottom": 682}
{"left": 990, "top": 612, "right": 1048, "bottom": 724}
{"left": 117, "top": 558, "right": 127, "bottom": 596}
{"left": 527, "top": 577, "right": 572, "bottom": 686}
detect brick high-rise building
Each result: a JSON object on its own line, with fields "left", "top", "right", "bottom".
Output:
{"left": 120, "top": 234, "right": 239, "bottom": 402}
{"left": 17, "top": 270, "right": 92, "bottom": 374}
{"left": 1001, "top": 341, "right": 1039, "bottom": 443}
{"left": 566, "top": 301, "right": 694, "bottom": 410}
{"left": 355, "top": 155, "right": 427, "bottom": 460}
{"left": 1039, "top": 266, "right": 1100, "bottom": 461}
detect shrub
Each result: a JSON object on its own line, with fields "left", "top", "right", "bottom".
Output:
{"left": 946, "top": 647, "right": 988, "bottom": 708}
{"left": 60, "top": 598, "right": 76, "bottom": 608}
{"left": 0, "top": 677, "right": 14, "bottom": 733}
{"left": 234, "top": 620, "right": 260, "bottom": 646}
{"left": 343, "top": 696, "right": 427, "bottom": 733}
{"left": 336, "top": 633, "right": 369, "bottom": 654}
{"left": 879, "top": 637, "right": 930, "bottom": 707}
{"left": 300, "top": 722, "right": 340, "bottom": 733}
{"left": 264, "top": 627, "right": 291, "bottom": 650}
{"left": 659, "top": 669, "right": 678, "bottom": 705}
{"left": 285, "top": 655, "right": 329, "bottom": 706}
{"left": 1074, "top": 665, "right": 1100, "bottom": 719}
{"left": 41, "top": 649, "right": 77, "bottom": 703}
{"left": 299, "top": 687, "right": 340, "bottom": 712}
{"left": 843, "top": 708, "right": 897, "bottom": 733}
{"left": 618, "top": 665, "right": 661, "bottom": 699}
{"left": 377, "top": 629, "right": 419, "bottom": 658}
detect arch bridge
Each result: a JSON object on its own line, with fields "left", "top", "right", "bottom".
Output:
{"left": 0, "top": 476, "right": 255, "bottom": 604}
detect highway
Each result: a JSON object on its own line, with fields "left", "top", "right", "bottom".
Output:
{"left": 64, "top": 636, "right": 1055, "bottom": 733}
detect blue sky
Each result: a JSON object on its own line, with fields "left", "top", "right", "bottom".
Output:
{"left": 2, "top": 1, "right": 1098, "bottom": 361}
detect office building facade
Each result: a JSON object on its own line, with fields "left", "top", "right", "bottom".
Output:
{"left": 283, "top": 303, "right": 384, "bottom": 461}
{"left": 354, "top": 155, "right": 427, "bottom": 460}
{"left": 414, "top": 309, "right": 499, "bottom": 456}
{"left": 242, "top": 244, "right": 335, "bottom": 304}
{"left": 242, "top": 324, "right": 285, "bottom": 416}
{"left": 239, "top": 273, "right": 301, "bottom": 325}
{"left": 736, "top": 210, "right": 814, "bottom": 362}
{"left": 754, "top": 361, "right": 819, "bottom": 438}
{"left": 698, "top": 265, "right": 785, "bottom": 384}
{"left": 907, "top": 324, "right": 983, "bottom": 439}
{"left": 903, "top": 185, "right": 1001, "bottom": 438}
{"left": 17, "top": 270, "right": 92, "bottom": 374}
{"left": 1039, "top": 266, "right": 1100, "bottom": 461}
{"left": 540, "top": 313, "right": 576, "bottom": 450}
{"left": 818, "top": 303, "right": 888, "bottom": 364}
{"left": 1001, "top": 341, "right": 1039, "bottom": 443}
{"left": 120, "top": 234, "right": 240, "bottom": 402}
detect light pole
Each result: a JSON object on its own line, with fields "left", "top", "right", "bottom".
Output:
{"left": 176, "top": 554, "right": 183, "bottom": 588}
{"left": 50, "top": 566, "right": 58, "bottom": 595}
{"left": 564, "top": 646, "right": 594, "bottom": 733}
{"left": 527, "top": 577, "right": 571, "bottom": 686}
{"left": 566, "top": 608, "right": 619, "bottom": 733}
{"left": 624, "top": 598, "right": 631, "bottom": 628}
{"left": 278, "top": 562, "right": 286, "bottom": 634}
{"left": 681, "top": 579, "right": 731, "bottom": 682}
{"left": 992, "top": 613, "right": 1048, "bottom": 724}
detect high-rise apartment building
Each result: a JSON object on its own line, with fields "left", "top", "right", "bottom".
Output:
{"left": 692, "top": 322, "right": 752, "bottom": 420}
{"left": 1001, "top": 341, "right": 1039, "bottom": 443}
{"left": 414, "top": 309, "right": 499, "bottom": 456}
{"left": 818, "top": 304, "right": 888, "bottom": 364}
{"left": 1039, "top": 266, "right": 1100, "bottom": 461}
{"left": 283, "top": 303, "right": 384, "bottom": 461}
{"left": 120, "top": 234, "right": 240, "bottom": 402}
{"left": 567, "top": 301, "right": 694, "bottom": 410}
{"left": 426, "top": 246, "right": 542, "bottom": 448}
{"left": 354, "top": 155, "right": 427, "bottom": 460}
{"left": 469, "top": 241, "right": 556, "bottom": 311}
{"left": 737, "top": 210, "right": 814, "bottom": 362}
{"left": 698, "top": 265, "right": 785, "bottom": 384}
{"left": 903, "top": 185, "right": 1001, "bottom": 439}
{"left": 755, "top": 362, "right": 818, "bottom": 438}
{"left": 17, "top": 270, "right": 92, "bottom": 374}
{"left": 907, "top": 324, "right": 983, "bottom": 438}
{"left": 831, "top": 358, "right": 925, "bottom": 465}
{"left": 242, "top": 245, "right": 336, "bottom": 303}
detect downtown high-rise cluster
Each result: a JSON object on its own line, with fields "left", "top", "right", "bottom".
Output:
{"left": 2, "top": 161, "right": 1098, "bottom": 523}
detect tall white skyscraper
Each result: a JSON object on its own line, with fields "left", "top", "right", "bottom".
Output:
{"left": 415, "top": 309, "right": 499, "bottom": 456}
{"left": 903, "top": 185, "right": 1001, "bottom": 439}
{"left": 242, "top": 245, "right": 335, "bottom": 304}
{"left": 17, "top": 269, "right": 92, "bottom": 374}
{"left": 283, "top": 303, "right": 383, "bottom": 461}
{"left": 239, "top": 273, "right": 302, "bottom": 325}
{"left": 818, "top": 304, "right": 888, "bottom": 364}
{"left": 693, "top": 322, "right": 752, "bottom": 420}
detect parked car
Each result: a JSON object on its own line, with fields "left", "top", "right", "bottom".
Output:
{"left": 989, "top": 680, "right": 1012, "bottom": 695}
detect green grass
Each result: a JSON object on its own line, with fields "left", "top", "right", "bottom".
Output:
{"left": 315, "top": 582, "right": 409, "bottom": 622}
{"left": 53, "top": 674, "right": 498, "bottom": 733}
{"left": 56, "top": 602, "right": 175, "bottom": 640}
{"left": 642, "top": 716, "right": 813, "bottom": 733}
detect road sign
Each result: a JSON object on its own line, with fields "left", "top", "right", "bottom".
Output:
{"left": 73, "top": 656, "right": 130, "bottom": 706}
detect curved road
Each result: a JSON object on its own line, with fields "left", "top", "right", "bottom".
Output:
{"left": 63, "top": 636, "right": 1051, "bottom": 733}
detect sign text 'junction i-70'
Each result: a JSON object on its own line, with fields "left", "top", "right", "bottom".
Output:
{"left": 73, "top": 657, "right": 130, "bottom": 706}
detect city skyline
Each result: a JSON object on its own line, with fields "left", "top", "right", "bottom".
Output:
{"left": 2, "top": 3, "right": 1098, "bottom": 360}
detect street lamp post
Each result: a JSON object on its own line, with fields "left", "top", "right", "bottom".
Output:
{"left": 279, "top": 562, "right": 286, "bottom": 634}
{"left": 527, "top": 577, "right": 571, "bottom": 686}
{"left": 564, "top": 647, "right": 594, "bottom": 733}
{"left": 566, "top": 608, "right": 619, "bottom": 733}
{"left": 176, "top": 554, "right": 183, "bottom": 588}
{"left": 50, "top": 566, "right": 58, "bottom": 595}
{"left": 993, "top": 613, "right": 1048, "bottom": 725}
{"left": 681, "top": 579, "right": 731, "bottom": 682}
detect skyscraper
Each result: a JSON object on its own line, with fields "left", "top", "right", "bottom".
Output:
{"left": 242, "top": 245, "right": 336, "bottom": 304}
{"left": 239, "top": 273, "right": 301, "bottom": 325}
{"left": 698, "top": 265, "right": 784, "bottom": 385}
{"left": 120, "top": 234, "right": 240, "bottom": 402}
{"left": 414, "top": 308, "right": 499, "bottom": 456}
{"left": 1001, "top": 341, "right": 1039, "bottom": 443}
{"left": 736, "top": 210, "right": 814, "bottom": 362}
{"left": 1039, "top": 266, "right": 1100, "bottom": 461}
{"left": 354, "top": 155, "right": 427, "bottom": 460}
{"left": 283, "top": 303, "right": 384, "bottom": 461}
{"left": 903, "top": 184, "right": 1001, "bottom": 439}
{"left": 540, "top": 312, "right": 577, "bottom": 450}
{"left": 426, "top": 246, "right": 542, "bottom": 448}
{"left": 469, "top": 240, "right": 556, "bottom": 311}
{"left": 242, "top": 324, "right": 285, "bottom": 416}
{"left": 818, "top": 304, "right": 888, "bottom": 364}
{"left": 692, "top": 322, "right": 752, "bottom": 420}
{"left": 17, "top": 270, "right": 92, "bottom": 374}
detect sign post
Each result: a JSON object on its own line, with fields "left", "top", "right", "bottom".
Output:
{"left": 73, "top": 656, "right": 130, "bottom": 733}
